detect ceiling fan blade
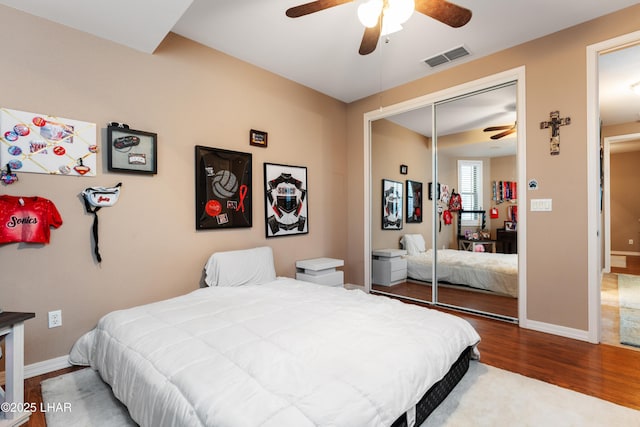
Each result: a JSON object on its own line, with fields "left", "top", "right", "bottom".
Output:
{"left": 415, "top": 0, "right": 472, "bottom": 28}
{"left": 491, "top": 128, "right": 516, "bottom": 140}
{"left": 359, "top": 15, "right": 382, "bottom": 55}
{"left": 484, "top": 125, "right": 514, "bottom": 132}
{"left": 286, "top": 0, "right": 352, "bottom": 18}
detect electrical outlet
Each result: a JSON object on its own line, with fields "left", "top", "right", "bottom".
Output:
{"left": 48, "top": 310, "right": 62, "bottom": 328}
{"left": 630, "top": 239, "right": 634, "bottom": 245}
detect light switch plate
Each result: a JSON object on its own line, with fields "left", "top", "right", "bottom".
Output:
{"left": 531, "top": 198, "right": 552, "bottom": 211}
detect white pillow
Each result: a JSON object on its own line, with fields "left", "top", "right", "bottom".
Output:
{"left": 401, "top": 234, "right": 426, "bottom": 255}
{"left": 204, "top": 246, "right": 276, "bottom": 286}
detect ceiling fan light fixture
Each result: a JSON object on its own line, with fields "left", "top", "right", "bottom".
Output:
{"left": 358, "top": 0, "right": 383, "bottom": 28}
{"left": 385, "top": 0, "right": 415, "bottom": 25}
{"left": 358, "top": 0, "right": 414, "bottom": 30}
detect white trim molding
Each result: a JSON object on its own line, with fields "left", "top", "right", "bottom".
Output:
{"left": 25, "top": 355, "right": 71, "bottom": 379}
{"left": 0, "top": 355, "right": 72, "bottom": 385}
{"left": 523, "top": 320, "right": 592, "bottom": 343}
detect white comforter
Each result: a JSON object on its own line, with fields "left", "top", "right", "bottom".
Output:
{"left": 72, "top": 278, "right": 479, "bottom": 427}
{"left": 405, "top": 249, "right": 518, "bottom": 297}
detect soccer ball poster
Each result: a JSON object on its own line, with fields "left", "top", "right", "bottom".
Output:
{"left": 0, "top": 107, "right": 97, "bottom": 177}
{"left": 195, "top": 146, "right": 252, "bottom": 229}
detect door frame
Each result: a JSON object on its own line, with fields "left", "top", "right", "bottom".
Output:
{"left": 603, "top": 133, "right": 640, "bottom": 274}
{"left": 586, "top": 30, "right": 640, "bottom": 343}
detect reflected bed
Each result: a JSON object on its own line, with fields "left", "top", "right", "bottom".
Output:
{"left": 400, "top": 234, "right": 517, "bottom": 298}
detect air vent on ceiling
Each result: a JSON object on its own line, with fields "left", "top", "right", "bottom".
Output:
{"left": 423, "top": 45, "right": 470, "bottom": 68}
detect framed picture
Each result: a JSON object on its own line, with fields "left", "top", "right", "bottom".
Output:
{"left": 504, "top": 221, "right": 516, "bottom": 231}
{"left": 250, "top": 129, "right": 268, "bottom": 148}
{"left": 428, "top": 182, "right": 440, "bottom": 200}
{"left": 400, "top": 164, "right": 408, "bottom": 175}
{"left": 264, "top": 163, "right": 308, "bottom": 238}
{"left": 195, "top": 146, "right": 252, "bottom": 230}
{"left": 406, "top": 180, "right": 422, "bottom": 223}
{"left": 382, "top": 179, "right": 403, "bottom": 230}
{"left": 107, "top": 125, "right": 157, "bottom": 174}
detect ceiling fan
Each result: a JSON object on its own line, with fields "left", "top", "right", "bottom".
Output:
{"left": 483, "top": 122, "right": 517, "bottom": 140}
{"left": 286, "top": 0, "right": 472, "bottom": 55}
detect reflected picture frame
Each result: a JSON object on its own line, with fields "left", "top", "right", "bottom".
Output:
{"left": 382, "top": 179, "right": 403, "bottom": 230}
{"left": 504, "top": 221, "right": 516, "bottom": 231}
{"left": 406, "top": 180, "right": 422, "bottom": 223}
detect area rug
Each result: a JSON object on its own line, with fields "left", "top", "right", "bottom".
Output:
{"left": 618, "top": 273, "right": 640, "bottom": 348}
{"left": 41, "top": 368, "right": 137, "bottom": 426}
{"left": 41, "top": 362, "right": 640, "bottom": 427}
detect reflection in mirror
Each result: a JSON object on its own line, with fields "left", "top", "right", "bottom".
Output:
{"left": 371, "top": 106, "right": 433, "bottom": 302}
{"left": 370, "top": 82, "right": 518, "bottom": 321}
{"left": 433, "top": 83, "right": 518, "bottom": 320}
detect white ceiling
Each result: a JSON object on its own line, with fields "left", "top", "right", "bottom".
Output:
{"left": 1, "top": 0, "right": 639, "bottom": 144}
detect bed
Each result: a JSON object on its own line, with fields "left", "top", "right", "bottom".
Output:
{"left": 70, "top": 246, "right": 480, "bottom": 427}
{"left": 401, "top": 234, "right": 518, "bottom": 298}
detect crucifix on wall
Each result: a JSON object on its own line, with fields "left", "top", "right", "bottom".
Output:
{"left": 540, "top": 110, "right": 571, "bottom": 155}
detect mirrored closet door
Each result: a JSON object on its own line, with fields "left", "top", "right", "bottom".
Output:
{"left": 370, "top": 81, "right": 519, "bottom": 321}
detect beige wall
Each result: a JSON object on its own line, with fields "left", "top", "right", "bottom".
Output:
{"left": 610, "top": 150, "right": 640, "bottom": 252}
{"left": 346, "top": 5, "right": 640, "bottom": 331}
{"left": 0, "top": 7, "right": 347, "bottom": 365}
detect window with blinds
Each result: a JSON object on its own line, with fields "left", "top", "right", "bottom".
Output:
{"left": 457, "top": 160, "right": 483, "bottom": 225}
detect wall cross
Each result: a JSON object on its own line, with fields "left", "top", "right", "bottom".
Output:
{"left": 540, "top": 110, "right": 571, "bottom": 155}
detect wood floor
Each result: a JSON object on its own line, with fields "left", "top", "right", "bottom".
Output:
{"left": 13, "top": 261, "right": 640, "bottom": 425}
{"left": 373, "top": 281, "right": 518, "bottom": 319}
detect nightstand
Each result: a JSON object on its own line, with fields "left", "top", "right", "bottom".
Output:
{"left": 296, "top": 257, "right": 344, "bottom": 287}
{"left": 372, "top": 249, "right": 407, "bottom": 286}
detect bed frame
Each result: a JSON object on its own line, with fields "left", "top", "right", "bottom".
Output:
{"left": 391, "top": 346, "right": 473, "bottom": 426}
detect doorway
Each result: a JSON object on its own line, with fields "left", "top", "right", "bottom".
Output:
{"left": 587, "top": 30, "right": 640, "bottom": 345}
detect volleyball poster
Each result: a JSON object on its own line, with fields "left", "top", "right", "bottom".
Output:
{"left": 195, "top": 146, "right": 252, "bottom": 230}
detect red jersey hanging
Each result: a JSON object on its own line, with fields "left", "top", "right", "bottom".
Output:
{"left": 0, "top": 195, "right": 62, "bottom": 244}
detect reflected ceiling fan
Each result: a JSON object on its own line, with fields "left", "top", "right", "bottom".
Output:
{"left": 286, "top": 0, "right": 472, "bottom": 55}
{"left": 484, "top": 122, "right": 516, "bottom": 140}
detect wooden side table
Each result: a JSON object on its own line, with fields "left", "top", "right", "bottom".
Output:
{"left": 0, "top": 312, "right": 35, "bottom": 427}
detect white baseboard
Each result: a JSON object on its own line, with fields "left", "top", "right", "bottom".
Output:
{"left": 25, "top": 355, "right": 72, "bottom": 379}
{"left": 611, "top": 250, "right": 640, "bottom": 256}
{"left": 0, "top": 355, "right": 71, "bottom": 385}
{"left": 522, "top": 319, "right": 593, "bottom": 343}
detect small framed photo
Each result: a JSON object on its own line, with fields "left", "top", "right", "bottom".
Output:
{"left": 107, "top": 125, "right": 157, "bottom": 174}
{"left": 250, "top": 129, "right": 268, "bottom": 148}
{"left": 504, "top": 221, "right": 516, "bottom": 231}
{"left": 400, "top": 164, "right": 408, "bottom": 175}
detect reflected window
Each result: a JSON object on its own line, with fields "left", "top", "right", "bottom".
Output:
{"left": 458, "top": 160, "right": 483, "bottom": 225}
